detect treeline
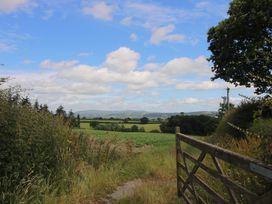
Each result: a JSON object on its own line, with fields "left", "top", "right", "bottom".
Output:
{"left": 82, "top": 116, "right": 161, "bottom": 123}
{"left": 160, "top": 115, "right": 218, "bottom": 136}
{"left": 27, "top": 99, "right": 80, "bottom": 128}
{"left": 90, "top": 121, "right": 145, "bottom": 132}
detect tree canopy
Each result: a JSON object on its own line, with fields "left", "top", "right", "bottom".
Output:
{"left": 208, "top": 0, "right": 272, "bottom": 94}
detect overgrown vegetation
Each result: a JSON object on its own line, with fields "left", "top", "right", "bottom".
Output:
{"left": 0, "top": 87, "right": 134, "bottom": 203}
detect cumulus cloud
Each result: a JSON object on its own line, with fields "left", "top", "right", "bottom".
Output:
{"left": 4, "top": 46, "right": 243, "bottom": 112}
{"left": 150, "top": 24, "right": 186, "bottom": 45}
{"left": 144, "top": 63, "right": 161, "bottom": 71}
{"left": 105, "top": 47, "right": 140, "bottom": 73}
{"left": 82, "top": 1, "right": 114, "bottom": 21}
{"left": 0, "top": 0, "right": 31, "bottom": 13}
{"left": 161, "top": 56, "right": 210, "bottom": 76}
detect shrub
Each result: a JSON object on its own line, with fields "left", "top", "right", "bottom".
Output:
{"left": 215, "top": 99, "right": 260, "bottom": 138}
{"left": 0, "top": 89, "right": 72, "bottom": 202}
{"left": 140, "top": 117, "right": 149, "bottom": 124}
{"left": 160, "top": 115, "right": 218, "bottom": 136}
{"left": 250, "top": 119, "right": 272, "bottom": 164}
{"left": 131, "top": 125, "right": 139, "bottom": 132}
{"left": 93, "top": 123, "right": 144, "bottom": 132}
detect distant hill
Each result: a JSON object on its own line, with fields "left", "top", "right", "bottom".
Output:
{"left": 75, "top": 110, "right": 217, "bottom": 119}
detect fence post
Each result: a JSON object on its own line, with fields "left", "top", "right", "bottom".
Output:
{"left": 176, "top": 126, "right": 182, "bottom": 197}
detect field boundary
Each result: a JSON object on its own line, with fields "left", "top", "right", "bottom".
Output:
{"left": 175, "top": 127, "right": 272, "bottom": 204}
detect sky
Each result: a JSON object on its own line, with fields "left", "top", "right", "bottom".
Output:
{"left": 0, "top": 0, "right": 255, "bottom": 112}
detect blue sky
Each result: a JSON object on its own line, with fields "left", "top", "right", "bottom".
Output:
{"left": 0, "top": 0, "right": 255, "bottom": 112}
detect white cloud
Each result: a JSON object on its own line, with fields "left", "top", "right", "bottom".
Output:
{"left": 150, "top": 24, "right": 186, "bottom": 45}
{"left": 130, "top": 33, "right": 138, "bottom": 41}
{"left": 3, "top": 46, "right": 251, "bottom": 112}
{"left": 144, "top": 63, "right": 160, "bottom": 71}
{"left": 0, "top": 0, "right": 31, "bottom": 13}
{"left": 161, "top": 56, "right": 210, "bottom": 76}
{"left": 176, "top": 81, "right": 239, "bottom": 90}
{"left": 105, "top": 47, "right": 140, "bottom": 73}
{"left": 40, "top": 59, "right": 79, "bottom": 69}
{"left": 82, "top": 1, "right": 114, "bottom": 21}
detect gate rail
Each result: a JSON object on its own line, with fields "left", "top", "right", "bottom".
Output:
{"left": 175, "top": 127, "right": 272, "bottom": 204}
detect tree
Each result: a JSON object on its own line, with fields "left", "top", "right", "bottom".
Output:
{"left": 76, "top": 114, "right": 81, "bottom": 128}
{"left": 217, "top": 102, "right": 235, "bottom": 119}
{"left": 123, "top": 118, "right": 131, "bottom": 123}
{"left": 40, "top": 104, "right": 49, "bottom": 112}
{"left": 140, "top": 117, "right": 149, "bottom": 124}
{"left": 56, "top": 105, "right": 66, "bottom": 117}
{"left": 207, "top": 0, "right": 272, "bottom": 94}
{"left": 131, "top": 125, "right": 139, "bottom": 132}
{"left": 90, "top": 121, "right": 99, "bottom": 128}
{"left": 21, "top": 97, "right": 31, "bottom": 106}
{"left": 34, "top": 100, "right": 39, "bottom": 110}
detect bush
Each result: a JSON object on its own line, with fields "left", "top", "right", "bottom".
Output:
{"left": 215, "top": 99, "right": 260, "bottom": 138}
{"left": 93, "top": 123, "right": 144, "bottom": 132}
{"left": 0, "top": 89, "right": 72, "bottom": 202}
{"left": 140, "top": 117, "right": 149, "bottom": 124}
{"left": 250, "top": 119, "right": 272, "bottom": 164}
{"left": 160, "top": 115, "right": 218, "bottom": 136}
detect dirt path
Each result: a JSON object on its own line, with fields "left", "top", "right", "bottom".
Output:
{"left": 100, "top": 179, "right": 143, "bottom": 204}
{"left": 100, "top": 179, "right": 176, "bottom": 204}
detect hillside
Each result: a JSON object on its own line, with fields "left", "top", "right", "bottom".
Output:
{"left": 75, "top": 110, "right": 217, "bottom": 119}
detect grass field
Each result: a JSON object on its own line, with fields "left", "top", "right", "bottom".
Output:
{"left": 70, "top": 128, "right": 256, "bottom": 203}
{"left": 68, "top": 128, "right": 205, "bottom": 203}
{"left": 75, "top": 129, "right": 173, "bottom": 147}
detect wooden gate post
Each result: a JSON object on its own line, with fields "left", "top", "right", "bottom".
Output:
{"left": 176, "top": 126, "right": 182, "bottom": 197}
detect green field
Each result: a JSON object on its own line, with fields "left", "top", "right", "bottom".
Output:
{"left": 80, "top": 120, "right": 161, "bottom": 132}
{"left": 76, "top": 129, "right": 174, "bottom": 147}
{"left": 72, "top": 128, "right": 202, "bottom": 203}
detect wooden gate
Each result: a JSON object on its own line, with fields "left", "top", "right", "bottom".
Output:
{"left": 175, "top": 127, "right": 272, "bottom": 204}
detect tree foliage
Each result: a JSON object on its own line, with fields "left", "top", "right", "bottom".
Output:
{"left": 208, "top": 0, "right": 272, "bottom": 94}
{"left": 160, "top": 115, "right": 218, "bottom": 136}
{"left": 217, "top": 102, "right": 235, "bottom": 119}
{"left": 140, "top": 117, "right": 149, "bottom": 124}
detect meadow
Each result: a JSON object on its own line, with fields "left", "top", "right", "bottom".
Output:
{"left": 70, "top": 128, "right": 182, "bottom": 203}
{"left": 68, "top": 128, "right": 210, "bottom": 203}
